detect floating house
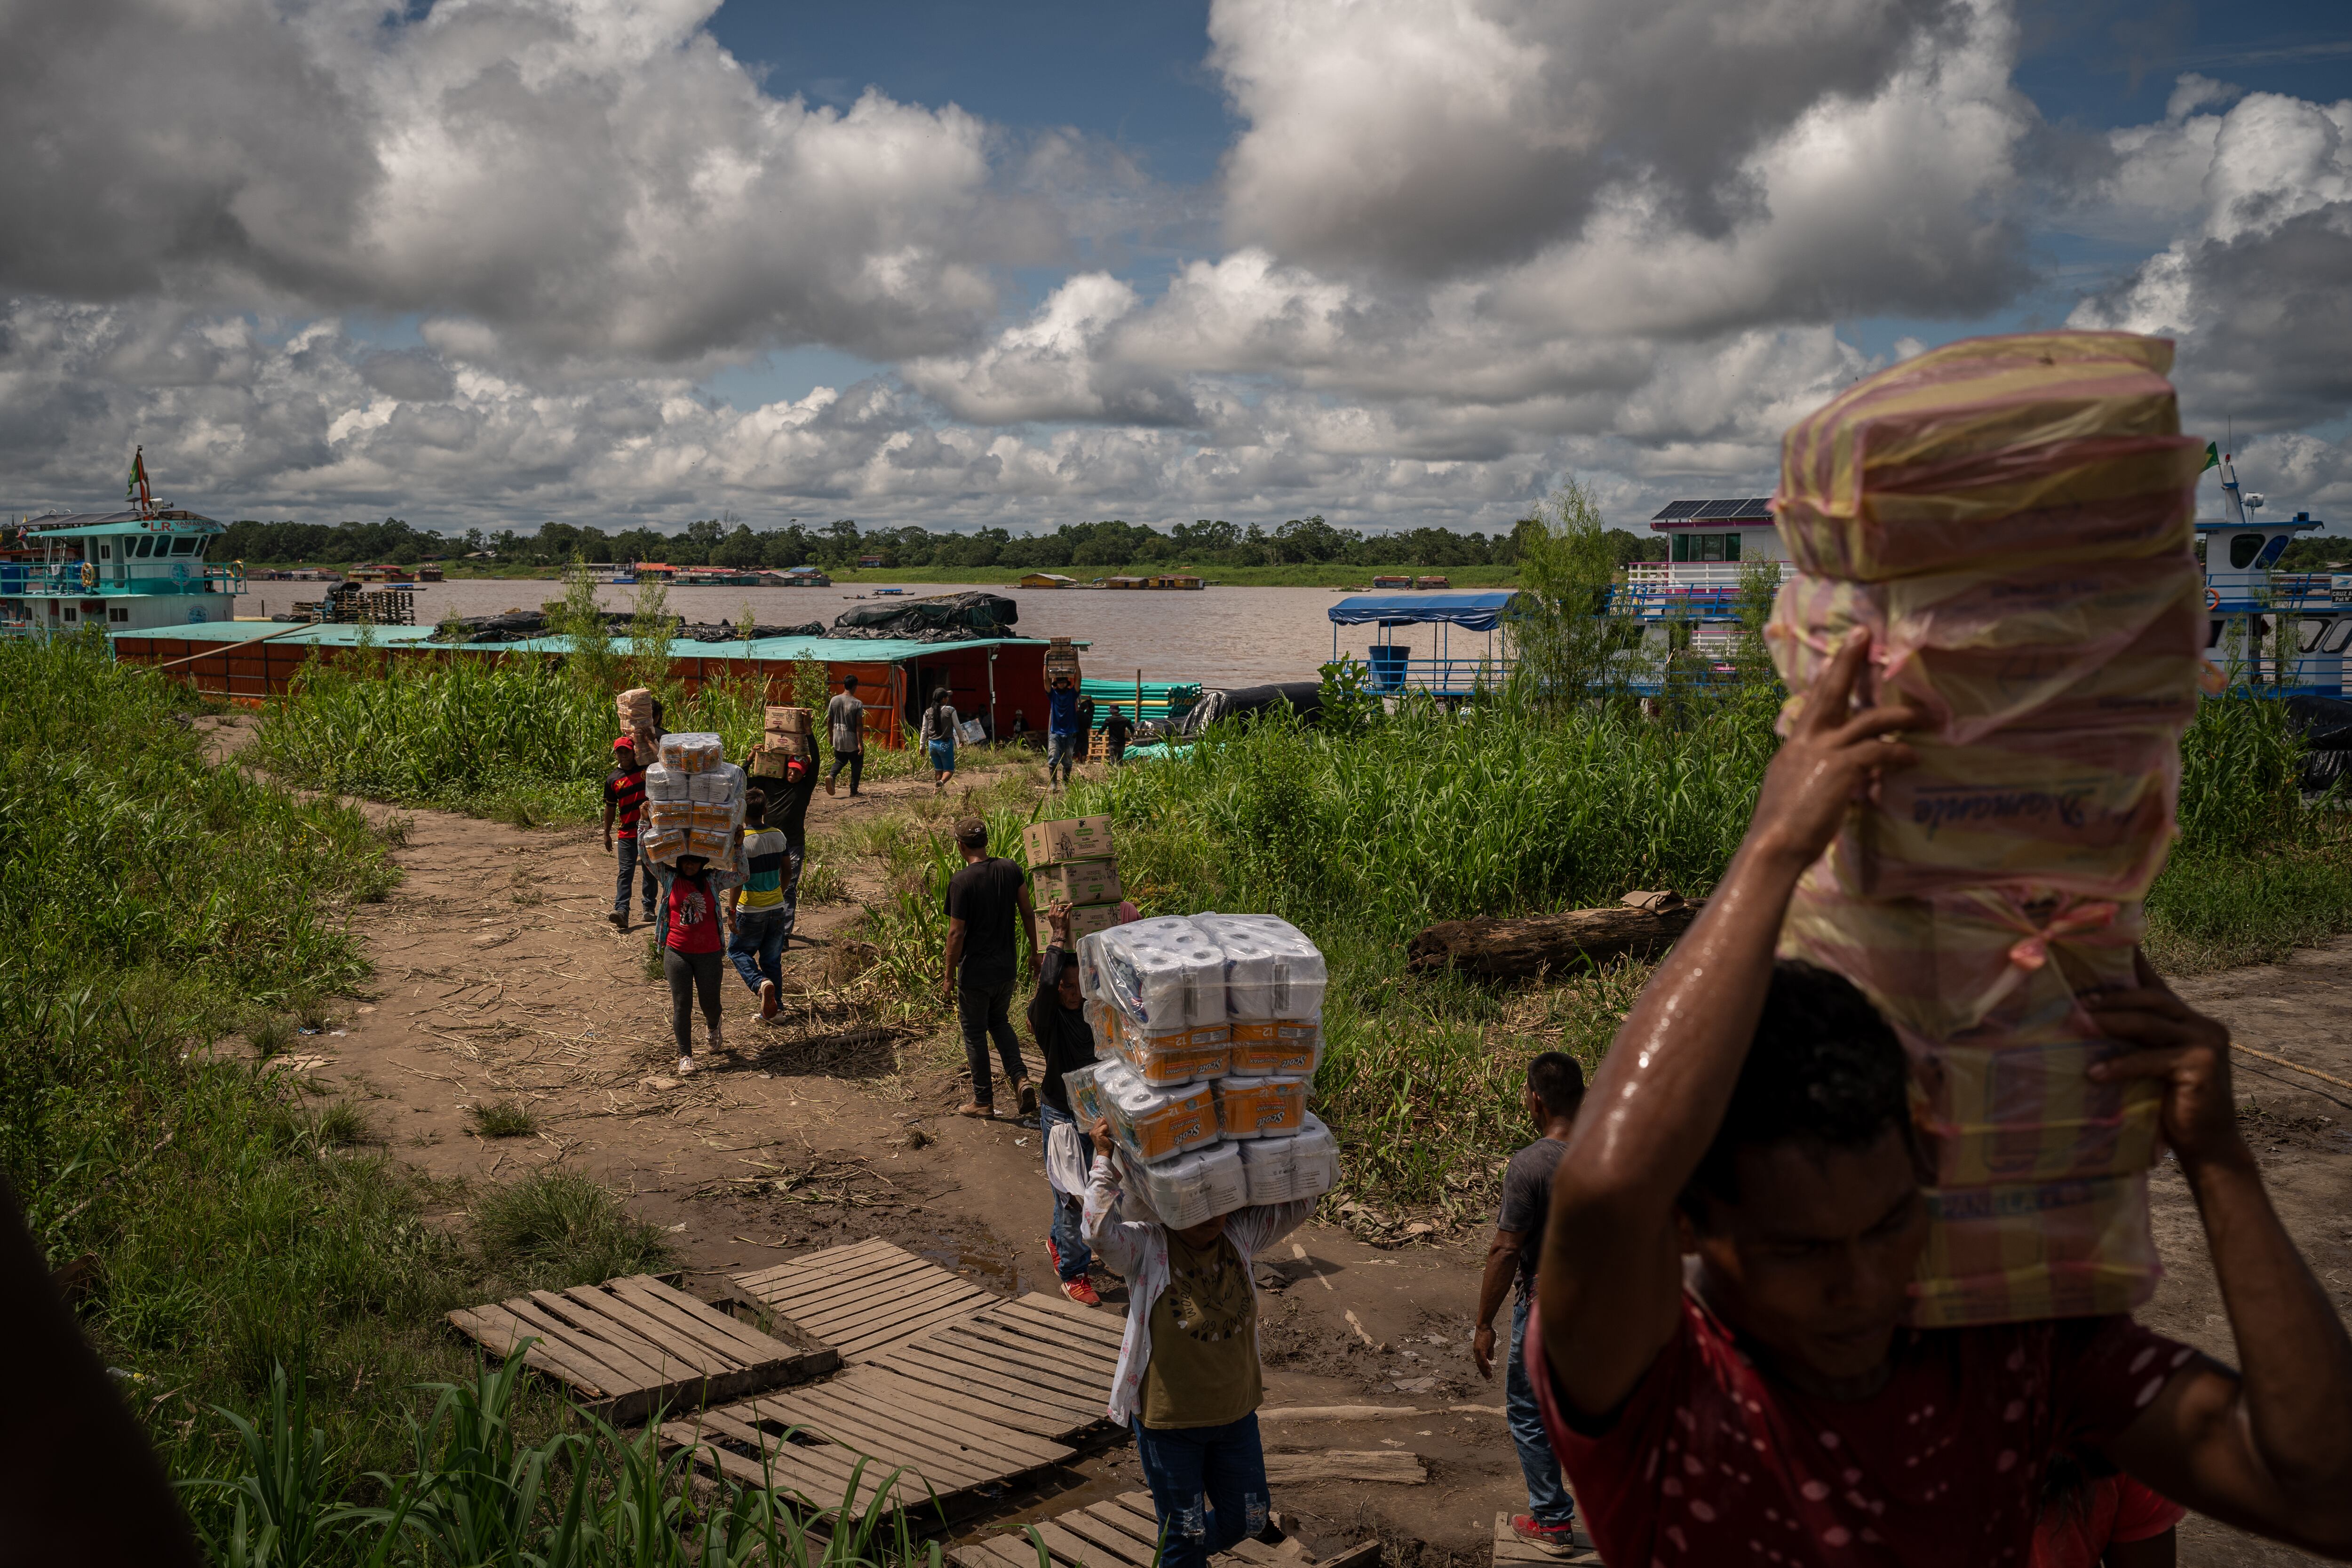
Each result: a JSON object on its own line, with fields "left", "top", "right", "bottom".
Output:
{"left": 1019, "top": 572, "right": 1078, "bottom": 589}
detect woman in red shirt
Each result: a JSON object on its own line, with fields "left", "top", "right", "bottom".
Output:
{"left": 663, "top": 853, "right": 726, "bottom": 1075}
{"left": 2032, "top": 1454, "right": 2184, "bottom": 1568}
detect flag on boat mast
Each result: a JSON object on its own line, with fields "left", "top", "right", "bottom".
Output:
{"left": 127, "top": 445, "right": 154, "bottom": 517}
{"left": 2200, "top": 440, "right": 2220, "bottom": 472}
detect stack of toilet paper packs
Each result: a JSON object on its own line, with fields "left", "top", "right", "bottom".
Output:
{"left": 1064, "top": 913, "right": 1338, "bottom": 1227}
{"left": 640, "top": 732, "right": 746, "bottom": 876}
{"left": 1768, "top": 331, "right": 2210, "bottom": 1327}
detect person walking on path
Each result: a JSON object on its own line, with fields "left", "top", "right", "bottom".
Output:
{"left": 1046, "top": 675, "right": 1081, "bottom": 786}
{"left": 1473, "top": 1051, "right": 1587, "bottom": 1557}
{"left": 921, "top": 686, "right": 959, "bottom": 791}
{"left": 944, "top": 816, "right": 1037, "bottom": 1117}
{"left": 603, "top": 736, "right": 655, "bottom": 930}
{"left": 1101, "top": 704, "right": 1134, "bottom": 766}
{"left": 1528, "top": 631, "right": 2352, "bottom": 1566}
{"left": 1029, "top": 901, "right": 1103, "bottom": 1304}
{"left": 825, "top": 675, "right": 866, "bottom": 796}
{"left": 660, "top": 852, "right": 727, "bottom": 1076}
{"left": 725, "top": 789, "right": 792, "bottom": 1025}
{"left": 1082, "top": 1120, "right": 1318, "bottom": 1568}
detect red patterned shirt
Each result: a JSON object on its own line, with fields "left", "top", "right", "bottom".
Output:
{"left": 1526, "top": 1291, "right": 2196, "bottom": 1568}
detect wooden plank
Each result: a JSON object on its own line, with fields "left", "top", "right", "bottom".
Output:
{"left": 1026, "top": 1519, "right": 1111, "bottom": 1568}
{"left": 964, "top": 1538, "right": 1052, "bottom": 1568}
{"left": 874, "top": 1343, "right": 1102, "bottom": 1414}
{"left": 608, "top": 1276, "right": 783, "bottom": 1366}
{"left": 930, "top": 1321, "right": 1115, "bottom": 1384}
{"left": 527, "top": 1290, "right": 687, "bottom": 1381}
{"left": 827, "top": 1369, "right": 1071, "bottom": 1467}
{"left": 1076, "top": 1501, "right": 1163, "bottom": 1556}
{"left": 782, "top": 1378, "right": 1036, "bottom": 1477}
{"left": 1261, "top": 1451, "right": 1426, "bottom": 1485}
{"left": 559, "top": 1286, "right": 728, "bottom": 1377}
{"left": 1316, "top": 1543, "right": 1382, "bottom": 1568}
{"left": 833, "top": 1298, "right": 1002, "bottom": 1358}
{"left": 984, "top": 1297, "right": 1128, "bottom": 1351}
{"left": 739, "top": 1258, "right": 943, "bottom": 1316}
{"left": 1054, "top": 1507, "right": 1160, "bottom": 1565}
{"left": 917, "top": 1326, "right": 1110, "bottom": 1382}
{"left": 1224, "top": 1540, "right": 1284, "bottom": 1565}
{"left": 450, "top": 1305, "right": 612, "bottom": 1398}
{"left": 892, "top": 1335, "right": 1109, "bottom": 1405}
{"left": 498, "top": 1297, "right": 654, "bottom": 1393}
{"left": 738, "top": 1242, "right": 927, "bottom": 1299}
{"left": 762, "top": 1397, "right": 999, "bottom": 1492}
{"left": 992, "top": 1291, "right": 1129, "bottom": 1338}
{"left": 897, "top": 1335, "right": 1108, "bottom": 1407}
{"left": 619, "top": 1275, "right": 798, "bottom": 1363}
{"left": 798, "top": 1275, "right": 991, "bottom": 1340}
{"left": 863, "top": 1353, "right": 1100, "bottom": 1437}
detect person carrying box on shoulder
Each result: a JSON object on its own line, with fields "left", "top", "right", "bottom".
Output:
{"left": 603, "top": 736, "right": 655, "bottom": 930}
{"left": 1473, "top": 1051, "right": 1587, "bottom": 1557}
{"left": 1082, "top": 1119, "right": 1317, "bottom": 1568}
{"left": 1047, "top": 674, "right": 1082, "bottom": 788}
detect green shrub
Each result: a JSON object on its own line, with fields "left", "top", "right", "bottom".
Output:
{"left": 469, "top": 1171, "right": 673, "bottom": 1289}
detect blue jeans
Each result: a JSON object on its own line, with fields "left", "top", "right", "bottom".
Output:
{"left": 1038, "top": 1104, "right": 1092, "bottom": 1282}
{"left": 928, "top": 739, "right": 955, "bottom": 772}
{"left": 613, "top": 836, "right": 658, "bottom": 920}
{"left": 1508, "top": 1293, "right": 1574, "bottom": 1526}
{"left": 728, "top": 907, "right": 788, "bottom": 997}
{"left": 1046, "top": 730, "right": 1080, "bottom": 779}
{"left": 1131, "top": 1412, "right": 1268, "bottom": 1568}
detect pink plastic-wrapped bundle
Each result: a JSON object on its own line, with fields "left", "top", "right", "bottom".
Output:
{"left": 1768, "top": 555, "right": 2203, "bottom": 744}
{"left": 1912, "top": 1175, "right": 2159, "bottom": 1327}
{"left": 1769, "top": 331, "right": 2205, "bottom": 1326}
{"left": 1775, "top": 333, "right": 2204, "bottom": 581}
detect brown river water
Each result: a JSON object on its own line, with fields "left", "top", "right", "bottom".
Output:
{"left": 232, "top": 579, "right": 1502, "bottom": 689}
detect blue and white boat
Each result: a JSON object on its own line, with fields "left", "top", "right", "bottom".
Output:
{"left": 0, "top": 455, "right": 243, "bottom": 637}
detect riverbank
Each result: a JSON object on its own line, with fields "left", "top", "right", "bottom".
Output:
{"left": 233, "top": 562, "right": 1526, "bottom": 589}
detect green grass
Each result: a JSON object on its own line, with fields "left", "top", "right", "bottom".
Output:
{"left": 467, "top": 1099, "right": 539, "bottom": 1139}
{"left": 0, "top": 634, "right": 725, "bottom": 1560}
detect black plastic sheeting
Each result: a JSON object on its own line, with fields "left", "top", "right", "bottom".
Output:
{"left": 2287, "top": 694, "right": 2352, "bottom": 794}
{"left": 676, "top": 621, "right": 826, "bottom": 643}
{"left": 1176, "top": 681, "right": 1326, "bottom": 734}
{"left": 831, "top": 591, "right": 1018, "bottom": 641}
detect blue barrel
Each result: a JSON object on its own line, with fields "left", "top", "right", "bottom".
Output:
{"left": 1365, "top": 644, "right": 1410, "bottom": 690}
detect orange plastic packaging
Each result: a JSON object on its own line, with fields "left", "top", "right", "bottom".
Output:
{"left": 1911, "top": 1174, "right": 2159, "bottom": 1328}
{"left": 1774, "top": 333, "right": 2204, "bottom": 582}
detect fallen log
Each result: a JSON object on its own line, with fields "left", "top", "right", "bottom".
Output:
{"left": 1406, "top": 891, "right": 1699, "bottom": 979}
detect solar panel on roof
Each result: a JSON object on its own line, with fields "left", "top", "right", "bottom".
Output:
{"left": 1743, "top": 497, "right": 1773, "bottom": 514}
{"left": 1694, "top": 499, "right": 1744, "bottom": 518}
{"left": 1652, "top": 500, "right": 1705, "bottom": 520}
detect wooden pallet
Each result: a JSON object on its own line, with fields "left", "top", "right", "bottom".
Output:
{"left": 868, "top": 1291, "right": 1122, "bottom": 1442}
{"left": 664, "top": 1360, "right": 1077, "bottom": 1521}
{"left": 952, "top": 1492, "right": 1378, "bottom": 1568}
{"left": 448, "top": 1274, "right": 834, "bottom": 1425}
{"left": 733, "top": 1239, "right": 998, "bottom": 1361}
{"left": 1490, "top": 1510, "right": 1602, "bottom": 1566}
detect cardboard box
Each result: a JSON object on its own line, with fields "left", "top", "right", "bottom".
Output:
{"left": 1034, "top": 859, "right": 1123, "bottom": 906}
{"left": 764, "top": 705, "right": 813, "bottom": 735}
{"left": 1023, "top": 815, "right": 1113, "bottom": 865}
{"left": 1067, "top": 901, "right": 1124, "bottom": 939}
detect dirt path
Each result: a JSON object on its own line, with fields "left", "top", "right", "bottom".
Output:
{"left": 221, "top": 717, "right": 2352, "bottom": 1566}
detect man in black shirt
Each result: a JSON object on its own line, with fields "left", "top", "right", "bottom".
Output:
{"left": 1028, "top": 900, "right": 1102, "bottom": 1303}
{"left": 943, "top": 816, "right": 1037, "bottom": 1118}
{"left": 1101, "top": 704, "right": 1134, "bottom": 765}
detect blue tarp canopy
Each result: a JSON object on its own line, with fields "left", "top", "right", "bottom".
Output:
{"left": 1327, "top": 591, "right": 1523, "bottom": 631}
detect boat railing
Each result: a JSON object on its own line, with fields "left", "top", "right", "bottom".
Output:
{"left": 0, "top": 561, "right": 243, "bottom": 596}
{"left": 1612, "top": 560, "right": 1790, "bottom": 620}
{"left": 1346, "top": 653, "right": 1518, "bottom": 696}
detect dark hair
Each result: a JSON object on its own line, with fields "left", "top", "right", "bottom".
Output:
{"left": 1527, "top": 1051, "right": 1586, "bottom": 1116}
{"left": 743, "top": 789, "right": 766, "bottom": 828}
{"left": 1678, "top": 961, "right": 1912, "bottom": 1223}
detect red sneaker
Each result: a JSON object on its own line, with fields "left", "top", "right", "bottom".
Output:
{"left": 1061, "top": 1277, "right": 1101, "bottom": 1307}
{"left": 1046, "top": 1239, "right": 1062, "bottom": 1274}
{"left": 1510, "top": 1516, "right": 1578, "bottom": 1559}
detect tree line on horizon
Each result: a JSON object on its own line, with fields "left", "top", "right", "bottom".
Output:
{"left": 211, "top": 513, "right": 1675, "bottom": 571}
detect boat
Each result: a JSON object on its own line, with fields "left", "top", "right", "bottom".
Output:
{"left": 872, "top": 586, "right": 906, "bottom": 596}
{"left": 0, "top": 451, "right": 245, "bottom": 637}
{"left": 778, "top": 566, "right": 832, "bottom": 587}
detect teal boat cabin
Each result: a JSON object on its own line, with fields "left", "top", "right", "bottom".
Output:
{"left": 1, "top": 506, "right": 244, "bottom": 638}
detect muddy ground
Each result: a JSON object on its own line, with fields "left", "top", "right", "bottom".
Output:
{"left": 214, "top": 722, "right": 2352, "bottom": 1567}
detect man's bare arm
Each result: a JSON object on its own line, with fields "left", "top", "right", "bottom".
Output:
{"left": 1535, "top": 632, "right": 1921, "bottom": 1417}
{"left": 1472, "top": 1229, "right": 1521, "bottom": 1380}
{"left": 2098, "top": 961, "right": 2352, "bottom": 1554}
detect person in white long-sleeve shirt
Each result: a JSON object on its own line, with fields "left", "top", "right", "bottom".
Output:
{"left": 1081, "top": 1119, "right": 1317, "bottom": 1568}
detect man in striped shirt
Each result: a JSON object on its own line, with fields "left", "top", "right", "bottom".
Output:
{"left": 602, "top": 738, "right": 654, "bottom": 930}
{"left": 725, "top": 788, "right": 795, "bottom": 1021}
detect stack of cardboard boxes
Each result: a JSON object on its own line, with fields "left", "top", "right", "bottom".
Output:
{"left": 1023, "top": 814, "right": 1123, "bottom": 938}
{"left": 750, "top": 705, "right": 813, "bottom": 781}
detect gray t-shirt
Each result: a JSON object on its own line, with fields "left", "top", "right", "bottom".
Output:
{"left": 826, "top": 692, "right": 866, "bottom": 754}
{"left": 1497, "top": 1137, "right": 1568, "bottom": 1297}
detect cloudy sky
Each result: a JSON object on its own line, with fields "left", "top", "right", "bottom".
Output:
{"left": 2, "top": 0, "right": 2348, "bottom": 538}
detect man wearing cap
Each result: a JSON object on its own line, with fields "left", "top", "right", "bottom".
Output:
{"left": 602, "top": 736, "right": 654, "bottom": 930}
{"left": 944, "top": 815, "right": 1039, "bottom": 1117}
